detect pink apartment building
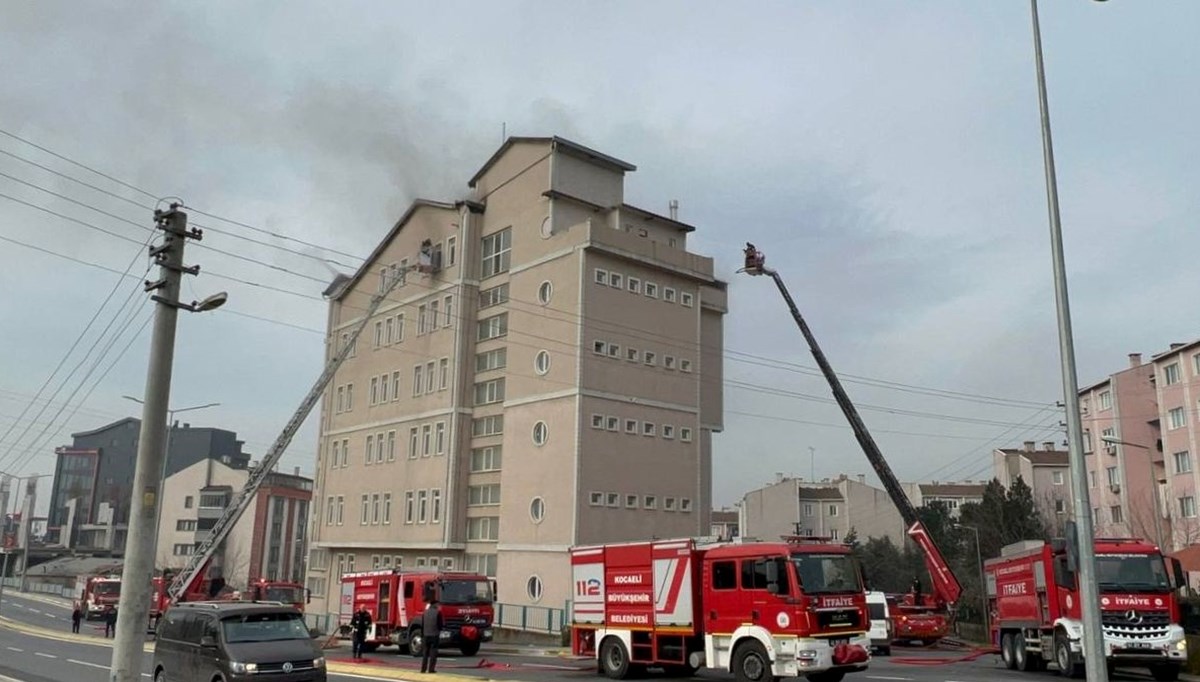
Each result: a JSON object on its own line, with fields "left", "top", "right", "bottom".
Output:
{"left": 1150, "top": 341, "right": 1200, "bottom": 551}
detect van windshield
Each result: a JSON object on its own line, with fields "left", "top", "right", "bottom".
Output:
{"left": 221, "top": 611, "right": 309, "bottom": 643}
{"left": 791, "top": 553, "right": 863, "bottom": 595}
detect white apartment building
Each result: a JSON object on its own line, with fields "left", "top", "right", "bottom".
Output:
{"left": 305, "top": 136, "right": 726, "bottom": 616}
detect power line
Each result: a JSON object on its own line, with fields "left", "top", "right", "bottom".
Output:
{"left": 0, "top": 127, "right": 159, "bottom": 201}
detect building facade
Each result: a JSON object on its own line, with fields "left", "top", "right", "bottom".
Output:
{"left": 1149, "top": 342, "right": 1200, "bottom": 551}
{"left": 306, "top": 136, "right": 726, "bottom": 616}
{"left": 47, "top": 418, "right": 251, "bottom": 550}
{"left": 741, "top": 473, "right": 909, "bottom": 545}
{"left": 710, "top": 508, "right": 739, "bottom": 541}
{"left": 993, "top": 442, "right": 1071, "bottom": 533}
{"left": 156, "top": 458, "right": 312, "bottom": 589}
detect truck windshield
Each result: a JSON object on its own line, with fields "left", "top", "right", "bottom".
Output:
{"left": 263, "top": 586, "right": 305, "bottom": 604}
{"left": 221, "top": 611, "right": 309, "bottom": 643}
{"left": 791, "top": 553, "right": 863, "bottom": 594}
{"left": 439, "top": 579, "right": 494, "bottom": 604}
{"left": 93, "top": 582, "right": 120, "bottom": 596}
{"left": 1095, "top": 553, "right": 1171, "bottom": 593}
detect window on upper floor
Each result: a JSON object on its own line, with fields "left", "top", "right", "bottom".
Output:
{"left": 478, "top": 313, "right": 508, "bottom": 341}
{"left": 1052, "top": 471, "right": 1064, "bottom": 485}
{"left": 1169, "top": 407, "right": 1186, "bottom": 430}
{"left": 481, "top": 228, "right": 512, "bottom": 279}
{"left": 1098, "top": 391, "right": 1112, "bottom": 411}
{"left": 479, "top": 283, "right": 509, "bottom": 309}
{"left": 1174, "top": 451, "right": 1191, "bottom": 474}
{"left": 476, "top": 348, "right": 507, "bottom": 373}
{"left": 1165, "top": 363, "right": 1181, "bottom": 386}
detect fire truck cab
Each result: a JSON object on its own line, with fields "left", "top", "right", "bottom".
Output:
{"left": 339, "top": 569, "right": 495, "bottom": 656}
{"left": 74, "top": 575, "right": 121, "bottom": 620}
{"left": 986, "top": 537, "right": 1188, "bottom": 680}
{"left": 572, "top": 537, "right": 871, "bottom": 682}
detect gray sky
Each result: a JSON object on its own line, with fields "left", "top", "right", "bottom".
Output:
{"left": 2, "top": 1, "right": 1198, "bottom": 514}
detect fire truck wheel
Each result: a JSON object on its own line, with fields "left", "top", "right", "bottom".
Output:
{"left": 1014, "top": 632, "right": 1041, "bottom": 672}
{"left": 1053, "top": 631, "right": 1083, "bottom": 679}
{"left": 1000, "top": 632, "right": 1016, "bottom": 670}
{"left": 1151, "top": 664, "right": 1181, "bottom": 681}
{"left": 732, "top": 641, "right": 772, "bottom": 682}
{"left": 805, "top": 672, "right": 843, "bottom": 682}
{"left": 460, "top": 641, "right": 481, "bottom": 656}
{"left": 409, "top": 627, "right": 426, "bottom": 658}
{"left": 600, "top": 637, "right": 632, "bottom": 680}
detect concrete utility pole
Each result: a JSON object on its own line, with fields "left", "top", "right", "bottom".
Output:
{"left": 1029, "top": 1, "right": 1106, "bottom": 679}
{"left": 109, "top": 206, "right": 225, "bottom": 682}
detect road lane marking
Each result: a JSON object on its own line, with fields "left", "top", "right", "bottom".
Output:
{"left": 5, "top": 646, "right": 23, "bottom": 652}
{"left": 70, "top": 659, "right": 109, "bottom": 669}
{"left": 866, "top": 677, "right": 913, "bottom": 681}
{"left": 29, "top": 609, "right": 41, "bottom": 614}
{"left": 35, "top": 651, "right": 57, "bottom": 658}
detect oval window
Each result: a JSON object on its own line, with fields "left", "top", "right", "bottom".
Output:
{"left": 540, "top": 216, "right": 553, "bottom": 239}
{"left": 527, "top": 575, "right": 544, "bottom": 602}
{"left": 532, "top": 421, "right": 549, "bottom": 446}
{"left": 534, "top": 350, "right": 551, "bottom": 375}
{"left": 530, "top": 497, "right": 546, "bottom": 523}
{"left": 537, "top": 280, "right": 553, "bottom": 305}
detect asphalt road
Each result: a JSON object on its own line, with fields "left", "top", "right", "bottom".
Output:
{"left": 0, "top": 590, "right": 1184, "bottom": 682}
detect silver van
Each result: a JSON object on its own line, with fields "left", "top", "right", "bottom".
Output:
{"left": 152, "top": 602, "right": 326, "bottom": 682}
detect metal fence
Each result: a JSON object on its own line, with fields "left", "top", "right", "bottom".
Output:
{"left": 494, "top": 602, "right": 566, "bottom": 634}
{"left": 0, "top": 578, "right": 72, "bottom": 598}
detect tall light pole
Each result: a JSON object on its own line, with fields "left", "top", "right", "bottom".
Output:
{"left": 1101, "top": 436, "right": 1166, "bottom": 551}
{"left": 1029, "top": 1, "right": 1107, "bottom": 679}
{"left": 109, "top": 206, "right": 226, "bottom": 682}
{"left": 959, "top": 524, "right": 989, "bottom": 637}
{"left": 121, "top": 396, "right": 220, "bottom": 470}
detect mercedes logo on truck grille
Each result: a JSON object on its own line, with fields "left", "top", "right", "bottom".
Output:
{"left": 1125, "top": 610, "right": 1143, "bottom": 624}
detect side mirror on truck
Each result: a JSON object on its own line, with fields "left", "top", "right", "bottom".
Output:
{"left": 1171, "top": 558, "right": 1187, "bottom": 590}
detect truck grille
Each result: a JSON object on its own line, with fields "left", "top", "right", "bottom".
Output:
{"left": 1102, "top": 610, "right": 1172, "bottom": 640}
{"left": 816, "top": 609, "right": 861, "bottom": 630}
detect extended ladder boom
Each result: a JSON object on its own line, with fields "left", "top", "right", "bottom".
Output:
{"left": 167, "top": 264, "right": 415, "bottom": 603}
{"left": 740, "top": 244, "right": 962, "bottom": 609}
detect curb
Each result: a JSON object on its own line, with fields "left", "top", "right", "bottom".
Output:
{"left": 6, "top": 590, "right": 73, "bottom": 609}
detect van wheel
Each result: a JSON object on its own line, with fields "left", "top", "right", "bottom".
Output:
{"left": 878, "top": 646, "right": 890, "bottom": 657}
{"left": 1000, "top": 632, "right": 1016, "bottom": 670}
{"left": 600, "top": 638, "right": 631, "bottom": 680}
{"left": 409, "top": 628, "right": 425, "bottom": 658}
{"left": 732, "top": 642, "right": 772, "bottom": 682}
{"left": 1054, "top": 631, "right": 1083, "bottom": 678}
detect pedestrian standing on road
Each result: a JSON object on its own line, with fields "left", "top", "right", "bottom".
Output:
{"left": 420, "top": 597, "right": 442, "bottom": 674}
{"left": 350, "top": 607, "right": 372, "bottom": 660}
{"left": 104, "top": 606, "right": 117, "bottom": 638}
{"left": 71, "top": 606, "right": 82, "bottom": 634}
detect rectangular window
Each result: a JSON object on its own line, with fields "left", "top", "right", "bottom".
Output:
{"left": 432, "top": 489, "right": 442, "bottom": 523}
{"left": 381, "top": 494, "right": 392, "bottom": 525}
{"left": 384, "top": 317, "right": 395, "bottom": 345}
{"left": 607, "top": 343, "right": 621, "bottom": 359}
{"left": 680, "top": 427, "right": 693, "bottom": 442}
{"left": 680, "top": 359, "right": 693, "bottom": 373}
{"left": 476, "top": 348, "right": 507, "bottom": 372}
{"left": 1170, "top": 407, "right": 1186, "bottom": 430}
{"left": 609, "top": 272, "right": 623, "bottom": 289}
{"left": 828, "top": 505, "right": 839, "bottom": 517}
{"left": 365, "top": 435, "right": 375, "bottom": 464}
{"left": 644, "top": 282, "right": 658, "bottom": 298}
{"left": 1176, "top": 451, "right": 1192, "bottom": 474}
{"left": 591, "top": 414, "right": 605, "bottom": 430}
{"left": 422, "top": 424, "right": 432, "bottom": 456}
{"left": 412, "top": 365, "right": 423, "bottom": 397}
{"left": 1052, "top": 470, "right": 1064, "bottom": 485}
{"left": 1099, "top": 391, "right": 1112, "bottom": 410}
{"left": 606, "top": 493, "right": 620, "bottom": 508}
{"left": 627, "top": 277, "right": 641, "bottom": 294}
{"left": 642, "top": 422, "right": 656, "bottom": 437}
{"left": 478, "top": 313, "right": 508, "bottom": 341}
{"left": 417, "top": 490, "right": 428, "bottom": 523}
{"left": 664, "top": 356, "right": 676, "bottom": 370}
{"left": 1089, "top": 471, "right": 1097, "bottom": 488}
{"left": 594, "top": 268, "right": 608, "bottom": 284}
{"left": 664, "top": 287, "right": 677, "bottom": 303}
{"left": 644, "top": 351, "right": 657, "bottom": 366}
{"left": 1083, "top": 430, "right": 1092, "bottom": 453}
{"left": 425, "top": 361, "right": 435, "bottom": 393}
{"left": 625, "top": 494, "right": 639, "bottom": 509}
{"left": 371, "top": 493, "right": 381, "bottom": 524}
{"left": 330, "top": 441, "right": 341, "bottom": 469}
{"left": 712, "top": 561, "right": 737, "bottom": 590}
{"left": 1107, "top": 466, "right": 1119, "bottom": 487}
{"left": 664, "top": 497, "right": 677, "bottom": 511}
{"left": 369, "top": 377, "right": 379, "bottom": 406}
{"left": 446, "top": 236, "right": 457, "bottom": 266}
{"left": 417, "top": 304, "right": 428, "bottom": 335}
{"left": 589, "top": 492, "right": 604, "bottom": 506}
{"left": 1111, "top": 505, "right": 1123, "bottom": 524}
{"left": 379, "top": 373, "right": 390, "bottom": 402}
{"left": 606, "top": 416, "right": 619, "bottom": 432}
{"left": 360, "top": 494, "right": 369, "bottom": 525}
{"left": 325, "top": 496, "right": 335, "bottom": 525}
{"left": 336, "top": 386, "right": 345, "bottom": 413}
{"left": 1165, "top": 363, "right": 1181, "bottom": 386}
{"left": 643, "top": 495, "right": 657, "bottom": 510}
{"left": 429, "top": 300, "right": 439, "bottom": 333}
{"left": 470, "top": 446, "right": 501, "bottom": 472}
{"left": 680, "top": 498, "right": 693, "bottom": 512}
{"left": 435, "top": 422, "right": 446, "bottom": 455}
{"left": 467, "top": 517, "right": 499, "bottom": 541}
{"left": 1194, "top": 353, "right": 1200, "bottom": 376}
{"left": 626, "top": 347, "right": 639, "bottom": 362}
{"left": 443, "top": 295, "right": 454, "bottom": 328}
{"left": 336, "top": 496, "right": 344, "bottom": 525}
{"left": 341, "top": 439, "right": 349, "bottom": 466}
{"left": 386, "top": 430, "right": 396, "bottom": 461}
{"left": 468, "top": 484, "right": 502, "bottom": 506}
{"left": 1055, "top": 499, "right": 1066, "bottom": 514}
{"left": 472, "top": 415, "right": 504, "bottom": 437}
{"left": 439, "top": 358, "right": 449, "bottom": 390}
{"left": 479, "top": 283, "right": 509, "bottom": 309}
{"left": 404, "top": 491, "right": 415, "bottom": 524}
{"left": 409, "top": 428, "right": 419, "bottom": 459}
{"left": 474, "top": 378, "right": 506, "bottom": 405}
{"left": 681, "top": 292, "right": 694, "bottom": 307}
{"left": 390, "top": 371, "right": 401, "bottom": 401}
{"left": 830, "top": 529, "right": 840, "bottom": 541}
{"left": 663, "top": 425, "right": 675, "bottom": 440}
{"left": 374, "top": 321, "right": 384, "bottom": 348}
{"left": 396, "top": 313, "right": 405, "bottom": 342}
{"left": 481, "top": 229, "right": 512, "bottom": 278}
{"left": 1181, "top": 496, "right": 1197, "bottom": 519}
{"left": 624, "top": 419, "right": 638, "bottom": 434}
{"left": 804, "top": 504, "right": 814, "bottom": 517}
{"left": 593, "top": 340, "right": 607, "bottom": 355}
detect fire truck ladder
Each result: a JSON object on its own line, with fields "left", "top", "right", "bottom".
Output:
{"left": 739, "top": 243, "right": 963, "bottom": 611}
{"left": 166, "top": 261, "right": 422, "bottom": 604}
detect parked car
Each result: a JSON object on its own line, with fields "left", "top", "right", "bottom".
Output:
{"left": 866, "top": 591, "right": 892, "bottom": 655}
{"left": 152, "top": 601, "right": 325, "bottom": 682}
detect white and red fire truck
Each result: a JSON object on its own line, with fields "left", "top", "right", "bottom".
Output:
{"left": 571, "top": 537, "right": 871, "bottom": 682}
{"left": 73, "top": 575, "right": 121, "bottom": 620}
{"left": 986, "top": 537, "right": 1188, "bottom": 680}
{"left": 339, "top": 569, "right": 495, "bottom": 656}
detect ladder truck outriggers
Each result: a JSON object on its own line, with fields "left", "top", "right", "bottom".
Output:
{"left": 158, "top": 241, "right": 443, "bottom": 624}
{"left": 739, "top": 244, "right": 963, "bottom": 645}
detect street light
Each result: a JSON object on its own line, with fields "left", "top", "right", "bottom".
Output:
{"left": 1100, "top": 436, "right": 1167, "bottom": 551}
{"left": 122, "top": 395, "right": 220, "bottom": 470}
{"left": 958, "top": 524, "right": 990, "bottom": 639}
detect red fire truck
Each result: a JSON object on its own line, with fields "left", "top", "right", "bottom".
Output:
{"left": 339, "top": 569, "right": 495, "bottom": 656}
{"left": 571, "top": 537, "right": 871, "bottom": 682}
{"left": 986, "top": 537, "right": 1188, "bottom": 680}
{"left": 148, "top": 571, "right": 308, "bottom": 631}
{"left": 73, "top": 575, "right": 121, "bottom": 620}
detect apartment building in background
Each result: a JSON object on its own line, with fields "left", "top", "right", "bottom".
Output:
{"left": 156, "top": 460, "right": 312, "bottom": 588}
{"left": 47, "top": 417, "right": 251, "bottom": 551}
{"left": 992, "top": 441, "right": 1071, "bottom": 533}
{"left": 306, "top": 136, "right": 726, "bottom": 616}
{"left": 1153, "top": 341, "right": 1200, "bottom": 552}
{"left": 710, "top": 508, "right": 739, "bottom": 541}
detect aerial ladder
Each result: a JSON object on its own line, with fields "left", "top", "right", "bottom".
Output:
{"left": 739, "top": 244, "right": 962, "bottom": 631}
{"left": 165, "top": 243, "right": 438, "bottom": 606}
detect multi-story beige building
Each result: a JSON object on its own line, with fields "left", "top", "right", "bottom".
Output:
{"left": 741, "top": 473, "right": 907, "bottom": 545}
{"left": 305, "top": 136, "right": 726, "bottom": 616}
{"left": 993, "top": 442, "right": 1071, "bottom": 533}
